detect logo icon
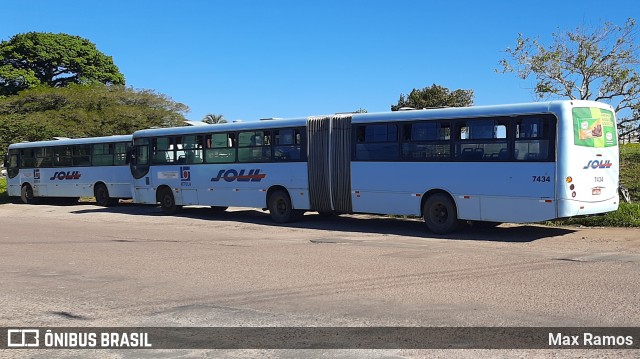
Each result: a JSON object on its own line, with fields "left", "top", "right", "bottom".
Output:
{"left": 180, "top": 166, "right": 191, "bottom": 181}
{"left": 34, "top": 169, "right": 40, "bottom": 180}
{"left": 7, "top": 329, "right": 40, "bottom": 347}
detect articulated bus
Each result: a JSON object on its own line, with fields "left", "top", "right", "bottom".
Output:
{"left": 129, "top": 100, "right": 619, "bottom": 234}
{"left": 5, "top": 135, "right": 133, "bottom": 206}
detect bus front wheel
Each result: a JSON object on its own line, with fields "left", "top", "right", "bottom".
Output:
{"left": 159, "top": 188, "right": 181, "bottom": 215}
{"left": 422, "top": 193, "right": 460, "bottom": 234}
{"left": 94, "top": 183, "right": 118, "bottom": 207}
{"left": 20, "top": 184, "right": 38, "bottom": 204}
{"left": 268, "top": 190, "right": 302, "bottom": 223}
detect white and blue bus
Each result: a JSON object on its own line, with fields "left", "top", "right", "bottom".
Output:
{"left": 5, "top": 135, "right": 133, "bottom": 206}
{"left": 129, "top": 100, "right": 619, "bottom": 233}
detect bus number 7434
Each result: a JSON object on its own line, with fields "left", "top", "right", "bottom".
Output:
{"left": 532, "top": 176, "right": 551, "bottom": 182}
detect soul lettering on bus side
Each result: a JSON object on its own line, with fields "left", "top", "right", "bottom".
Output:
{"left": 211, "top": 169, "right": 266, "bottom": 182}
{"left": 49, "top": 171, "right": 82, "bottom": 180}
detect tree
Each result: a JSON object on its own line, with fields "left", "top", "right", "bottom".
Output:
{"left": 391, "top": 84, "right": 474, "bottom": 111}
{"left": 0, "top": 85, "right": 188, "bottom": 153}
{"left": 498, "top": 18, "right": 640, "bottom": 141}
{"left": 0, "top": 32, "right": 125, "bottom": 96}
{"left": 202, "top": 113, "right": 227, "bottom": 124}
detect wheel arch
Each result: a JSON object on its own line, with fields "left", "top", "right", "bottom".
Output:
{"left": 156, "top": 184, "right": 173, "bottom": 203}
{"left": 266, "top": 185, "right": 291, "bottom": 208}
{"left": 420, "top": 189, "right": 458, "bottom": 217}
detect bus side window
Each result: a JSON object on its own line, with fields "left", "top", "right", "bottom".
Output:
{"left": 515, "top": 116, "right": 551, "bottom": 161}
{"left": 355, "top": 124, "right": 399, "bottom": 161}
{"left": 72, "top": 145, "right": 91, "bottom": 167}
{"left": 152, "top": 137, "right": 174, "bottom": 164}
{"left": 7, "top": 150, "right": 19, "bottom": 178}
{"left": 53, "top": 146, "right": 72, "bottom": 167}
{"left": 20, "top": 149, "right": 36, "bottom": 168}
{"left": 273, "top": 128, "right": 302, "bottom": 161}
{"left": 114, "top": 142, "right": 130, "bottom": 165}
{"left": 206, "top": 133, "right": 236, "bottom": 163}
{"left": 35, "top": 147, "right": 53, "bottom": 168}
{"left": 92, "top": 143, "right": 114, "bottom": 166}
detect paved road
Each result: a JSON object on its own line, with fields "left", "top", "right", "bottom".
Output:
{"left": 1, "top": 202, "right": 639, "bottom": 358}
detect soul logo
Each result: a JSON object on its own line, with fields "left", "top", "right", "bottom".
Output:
{"left": 211, "top": 169, "right": 266, "bottom": 182}
{"left": 49, "top": 171, "right": 82, "bottom": 180}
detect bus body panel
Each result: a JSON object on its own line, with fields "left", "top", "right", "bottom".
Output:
{"left": 351, "top": 161, "right": 556, "bottom": 222}
{"left": 132, "top": 162, "right": 310, "bottom": 209}
{"left": 8, "top": 166, "right": 132, "bottom": 198}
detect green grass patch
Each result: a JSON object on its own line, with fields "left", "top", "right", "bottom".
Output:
{"left": 0, "top": 177, "right": 9, "bottom": 204}
{"left": 547, "top": 202, "right": 640, "bottom": 228}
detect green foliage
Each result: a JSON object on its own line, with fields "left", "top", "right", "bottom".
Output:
{"left": 0, "top": 177, "right": 7, "bottom": 204}
{"left": 202, "top": 113, "right": 227, "bottom": 124}
{"left": 498, "top": 18, "right": 640, "bottom": 139}
{"left": 0, "top": 32, "right": 125, "bottom": 96}
{"left": 620, "top": 143, "right": 640, "bottom": 201}
{"left": 0, "top": 85, "right": 188, "bottom": 154}
{"left": 391, "top": 84, "right": 474, "bottom": 111}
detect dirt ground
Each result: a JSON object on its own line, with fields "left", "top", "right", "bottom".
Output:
{"left": 0, "top": 202, "right": 638, "bottom": 358}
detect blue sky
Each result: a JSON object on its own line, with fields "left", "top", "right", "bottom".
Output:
{"left": 2, "top": 1, "right": 638, "bottom": 122}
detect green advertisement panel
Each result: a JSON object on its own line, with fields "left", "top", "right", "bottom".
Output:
{"left": 572, "top": 107, "right": 617, "bottom": 148}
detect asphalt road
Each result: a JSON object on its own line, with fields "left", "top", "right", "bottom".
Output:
{"left": 1, "top": 202, "right": 639, "bottom": 358}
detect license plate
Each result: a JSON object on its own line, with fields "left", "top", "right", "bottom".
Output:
{"left": 592, "top": 188, "right": 601, "bottom": 195}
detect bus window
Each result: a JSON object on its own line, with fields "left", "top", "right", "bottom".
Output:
{"left": 93, "top": 143, "right": 114, "bottom": 166}
{"left": 402, "top": 122, "right": 451, "bottom": 161}
{"left": 53, "top": 146, "right": 73, "bottom": 167}
{"left": 35, "top": 147, "right": 53, "bottom": 168}
{"left": 515, "top": 116, "right": 552, "bottom": 161}
{"left": 20, "top": 148, "right": 36, "bottom": 168}
{"left": 114, "top": 142, "right": 130, "bottom": 165}
{"left": 238, "top": 131, "right": 271, "bottom": 162}
{"left": 72, "top": 145, "right": 91, "bottom": 167}
{"left": 455, "top": 119, "right": 508, "bottom": 161}
{"left": 176, "top": 135, "right": 203, "bottom": 164}
{"left": 273, "top": 128, "right": 302, "bottom": 161}
{"left": 355, "top": 124, "right": 399, "bottom": 161}
{"left": 152, "top": 137, "right": 174, "bottom": 164}
{"left": 205, "top": 133, "right": 236, "bottom": 163}
{"left": 7, "top": 150, "right": 19, "bottom": 178}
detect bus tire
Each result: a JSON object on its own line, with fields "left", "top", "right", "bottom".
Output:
{"left": 20, "top": 184, "right": 38, "bottom": 204}
{"left": 268, "top": 189, "right": 302, "bottom": 223}
{"left": 422, "top": 193, "right": 460, "bottom": 234}
{"left": 94, "top": 183, "right": 118, "bottom": 207}
{"left": 159, "top": 188, "right": 181, "bottom": 215}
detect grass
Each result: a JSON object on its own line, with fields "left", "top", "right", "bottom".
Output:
{"left": 0, "top": 177, "right": 8, "bottom": 204}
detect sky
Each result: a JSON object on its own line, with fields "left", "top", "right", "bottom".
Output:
{"left": 2, "top": 1, "right": 639, "bottom": 122}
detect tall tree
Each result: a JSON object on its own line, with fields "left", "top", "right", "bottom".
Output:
{"left": 391, "top": 84, "right": 474, "bottom": 111}
{"left": 202, "top": 113, "right": 227, "bottom": 124}
{"left": 497, "top": 18, "right": 640, "bottom": 141}
{"left": 0, "top": 32, "right": 125, "bottom": 96}
{"left": 0, "top": 85, "right": 188, "bottom": 153}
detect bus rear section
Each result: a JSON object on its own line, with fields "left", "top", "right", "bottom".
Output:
{"left": 556, "top": 104, "right": 620, "bottom": 218}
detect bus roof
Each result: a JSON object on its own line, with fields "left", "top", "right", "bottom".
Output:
{"left": 8, "top": 135, "right": 133, "bottom": 150}
{"left": 351, "top": 100, "right": 614, "bottom": 124}
{"left": 130, "top": 100, "right": 615, "bottom": 139}
{"left": 132, "top": 117, "right": 308, "bottom": 138}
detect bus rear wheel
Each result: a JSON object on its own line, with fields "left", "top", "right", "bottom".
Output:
{"left": 268, "top": 189, "right": 302, "bottom": 223}
{"left": 422, "top": 193, "right": 460, "bottom": 234}
{"left": 20, "top": 184, "right": 38, "bottom": 204}
{"left": 94, "top": 183, "right": 118, "bottom": 207}
{"left": 159, "top": 188, "right": 181, "bottom": 215}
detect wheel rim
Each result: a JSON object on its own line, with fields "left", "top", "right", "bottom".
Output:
{"left": 431, "top": 203, "right": 448, "bottom": 224}
{"left": 276, "top": 198, "right": 287, "bottom": 215}
{"left": 163, "top": 194, "right": 173, "bottom": 208}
